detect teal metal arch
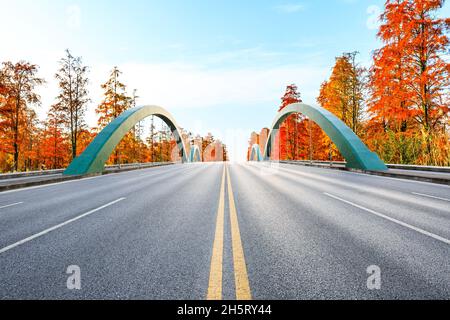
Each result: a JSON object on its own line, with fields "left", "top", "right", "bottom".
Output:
{"left": 189, "top": 145, "right": 202, "bottom": 162}
{"left": 250, "top": 144, "right": 264, "bottom": 162}
{"left": 64, "top": 105, "right": 189, "bottom": 176}
{"left": 263, "top": 103, "right": 387, "bottom": 171}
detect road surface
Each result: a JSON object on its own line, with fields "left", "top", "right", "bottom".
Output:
{"left": 0, "top": 162, "right": 448, "bottom": 299}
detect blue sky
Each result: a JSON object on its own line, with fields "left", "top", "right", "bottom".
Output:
{"left": 1, "top": 0, "right": 449, "bottom": 160}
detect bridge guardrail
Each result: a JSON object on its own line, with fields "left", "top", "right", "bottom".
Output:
{"left": 280, "top": 160, "right": 346, "bottom": 167}
{"left": 386, "top": 164, "right": 450, "bottom": 173}
{"left": 279, "top": 160, "right": 450, "bottom": 173}
{"left": 0, "top": 169, "right": 65, "bottom": 180}
{"left": 0, "top": 162, "right": 177, "bottom": 180}
{"left": 103, "top": 162, "right": 176, "bottom": 174}
{"left": 104, "top": 162, "right": 175, "bottom": 170}
{"left": 0, "top": 162, "right": 177, "bottom": 193}
{"left": 277, "top": 160, "right": 450, "bottom": 185}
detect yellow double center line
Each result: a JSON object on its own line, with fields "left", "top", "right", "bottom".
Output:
{"left": 207, "top": 166, "right": 226, "bottom": 300}
{"left": 207, "top": 164, "right": 252, "bottom": 300}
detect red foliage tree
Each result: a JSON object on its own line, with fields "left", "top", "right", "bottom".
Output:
{"left": 369, "top": 0, "right": 450, "bottom": 133}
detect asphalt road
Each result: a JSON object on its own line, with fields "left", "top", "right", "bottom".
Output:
{"left": 0, "top": 162, "right": 448, "bottom": 300}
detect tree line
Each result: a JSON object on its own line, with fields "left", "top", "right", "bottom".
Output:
{"left": 265, "top": 0, "right": 449, "bottom": 166}
{"left": 0, "top": 50, "right": 224, "bottom": 173}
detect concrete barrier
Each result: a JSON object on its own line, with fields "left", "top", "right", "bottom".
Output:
{"left": 0, "top": 169, "right": 65, "bottom": 180}
{"left": 278, "top": 160, "right": 450, "bottom": 186}
{"left": 0, "top": 162, "right": 176, "bottom": 193}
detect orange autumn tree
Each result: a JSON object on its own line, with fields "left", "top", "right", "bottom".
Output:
{"left": 40, "top": 108, "right": 69, "bottom": 169}
{"left": 96, "top": 67, "right": 134, "bottom": 165}
{"left": 22, "top": 108, "right": 41, "bottom": 171}
{"left": 0, "top": 62, "right": 44, "bottom": 171}
{"left": 96, "top": 67, "right": 131, "bottom": 128}
{"left": 76, "top": 128, "right": 96, "bottom": 157}
{"left": 407, "top": 0, "right": 450, "bottom": 134}
{"left": 367, "top": 0, "right": 418, "bottom": 163}
{"left": 369, "top": 0, "right": 413, "bottom": 132}
{"left": 146, "top": 124, "right": 172, "bottom": 163}
{"left": 277, "top": 84, "right": 302, "bottom": 160}
{"left": 317, "top": 52, "right": 367, "bottom": 161}
{"left": 368, "top": 0, "right": 450, "bottom": 165}
{"left": 318, "top": 52, "right": 366, "bottom": 135}
{"left": 0, "top": 71, "right": 9, "bottom": 169}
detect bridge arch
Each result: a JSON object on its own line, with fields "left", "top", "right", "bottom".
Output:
{"left": 189, "top": 145, "right": 202, "bottom": 162}
{"left": 64, "top": 105, "right": 189, "bottom": 175}
{"left": 250, "top": 144, "right": 264, "bottom": 162}
{"left": 263, "top": 103, "right": 387, "bottom": 171}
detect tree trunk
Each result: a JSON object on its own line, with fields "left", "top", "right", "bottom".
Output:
{"left": 13, "top": 98, "right": 20, "bottom": 172}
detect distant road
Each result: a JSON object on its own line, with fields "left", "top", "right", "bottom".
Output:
{"left": 0, "top": 163, "right": 448, "bottom": 299}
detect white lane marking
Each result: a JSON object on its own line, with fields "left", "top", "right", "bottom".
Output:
{"left": 324, "top": 192, "right": 450, "bottom": 246}
{"left": 0, "top": 198, "right": 126, "bottom": 255}
{"left": 0, "top": 202, "right": 23, "bottom": 209}
{"left": 412, "top": 192, "right": 450, "bottom": 203}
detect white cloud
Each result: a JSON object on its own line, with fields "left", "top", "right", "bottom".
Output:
{"left": 275, "top": 3, "right": 305, "bottom": 13}
{"left": 116, "top": 61, "right": 327, "bottom": 109}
